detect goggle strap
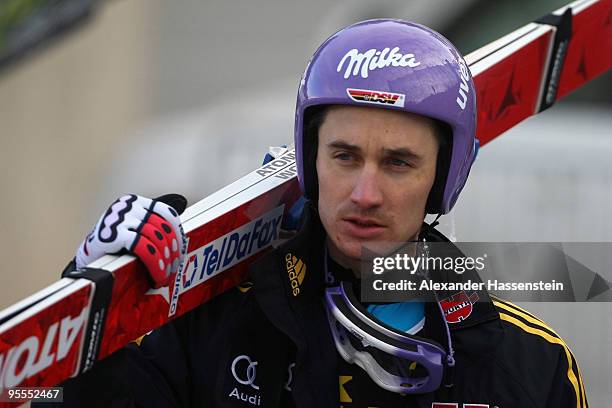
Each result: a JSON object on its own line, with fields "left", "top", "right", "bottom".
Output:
{"left": 443, "top": 355, "right": 455, "bottom": 388}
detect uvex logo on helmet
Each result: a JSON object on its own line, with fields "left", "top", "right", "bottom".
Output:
{"left": 337, "top": 47, "right": 420, "bottom": 79}
{"left": 456, "top": 58, "right": 471, "bottom": 110}
{"left": 285, "top": 253, "right": 306, "bottom": 296}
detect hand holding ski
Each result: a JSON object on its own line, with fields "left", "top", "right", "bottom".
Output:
{"left": 75, "top": 194, "right": 187, "bottom": 288}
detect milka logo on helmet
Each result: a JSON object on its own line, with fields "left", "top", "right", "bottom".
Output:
{"left": 456, "top": 58, "right": 471, "bottom": 110}
{"left": 337, "top": 47, "right": 420, "bottom": 79}
{"left": 347, "top": 88, "right": 405, "bottom": 108}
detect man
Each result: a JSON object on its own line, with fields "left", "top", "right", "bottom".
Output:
{"left": 46, "top": 19, "right": 587, "bottom": 407}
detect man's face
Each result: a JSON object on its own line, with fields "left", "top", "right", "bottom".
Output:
{"left": 316, "top": 105, "right": 439, "bottom": 266}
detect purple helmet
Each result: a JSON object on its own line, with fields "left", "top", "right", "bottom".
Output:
{"left": 294, "top": 19, "right": 478, "bottom": 214}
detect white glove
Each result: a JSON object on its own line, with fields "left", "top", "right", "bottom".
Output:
{"left": 76, "top": 194, "right": 187, "bottom": 288}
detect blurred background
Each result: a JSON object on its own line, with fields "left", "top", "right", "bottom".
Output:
{"left": 1, "top": 0, "right": 610, "bottom": 404}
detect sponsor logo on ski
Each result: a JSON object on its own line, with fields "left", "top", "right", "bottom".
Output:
{"left": 256, "top": 151, "right": 296, "bottom": 178}
{"left": 168, "top": 236, "right": 190, "bottom": 316}
{"left": 337, "top": 47, "right": 420, "bottom": 79}
{"left": 82, "top": 306, "right": 105, "bottom": 371}
{"left": 432, "top": 404, "right": 489, "bottom": 408}
{"left": 285, "top": 253, "right": 306, "bottom": 296}
{"left": 439, "top": 291, "right": 479, "bottom": 324}
{"left": 346, "top": 88, "right": 405, "bottom": 107}
{"left": 544, "top": 39, "right": 569, "bottom": 106}
{"left": 273, "top": 163, "right": 297, "bottom": 180}
{"left": 0, "top": 307, "right": 88, "bottom": 392}
{"left": 456, "top": 58, "right": 471, "bottom": 110}
{"left": 178, "top": 206, "right": 285, "bottom": 297}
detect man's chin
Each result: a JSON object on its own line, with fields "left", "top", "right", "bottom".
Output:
{"left": 346, "top": 240, "right": 409, "bottom": 260}
{"left": 327, "top": 238, "right": 362, "bottom": 263}
{"left": 336, "top": 241, "right": 393, "bottom": 261}
{"left": 333, "top": 243, "right": 359, "bottom": 260}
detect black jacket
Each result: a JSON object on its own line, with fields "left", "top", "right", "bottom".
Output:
{"left": 41, "top": 212, "right": 588, "bottom": 408}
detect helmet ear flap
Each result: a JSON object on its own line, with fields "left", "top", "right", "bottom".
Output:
{"left": 426, "top": 121, "right": 453, "bottom": 214}
{"left": 302, "top": 106, "right": 330, "bottom": 203}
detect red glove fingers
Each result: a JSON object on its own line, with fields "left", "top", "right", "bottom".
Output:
{"left": 131, "top": 213, "right": 182, "bottom": 288}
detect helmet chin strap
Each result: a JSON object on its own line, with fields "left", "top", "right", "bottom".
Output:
{"left": 323, "top": 244, "right": 336, "bottom": 286}
{"left": 419, "top": 234, "right": 456, "bottom": 388}
{"left": 420, "top": 213, "right": 442, "bottom": 240}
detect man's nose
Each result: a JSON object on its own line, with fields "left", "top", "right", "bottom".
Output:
{"left": 350, "top": 166, "right": 383, "bottom": 209}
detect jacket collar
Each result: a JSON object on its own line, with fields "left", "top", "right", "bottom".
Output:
{"left": 420, "top": 226, "right": 500, "bottom": 332}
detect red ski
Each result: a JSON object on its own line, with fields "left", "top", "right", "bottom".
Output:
{"left": 0, "top": 0, "right": 609, "bottom": 405}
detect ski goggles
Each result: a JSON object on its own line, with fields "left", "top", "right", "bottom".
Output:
{"left": 325, "top": 281, "right": 454, "bottom": 394}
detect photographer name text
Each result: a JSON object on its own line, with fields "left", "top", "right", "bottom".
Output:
{"left": 372, "top": 279, "right": 564, "bottom": 292}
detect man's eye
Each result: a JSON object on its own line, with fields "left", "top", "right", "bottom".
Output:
{"left": 334, "top": 152, "right": 353, "bottom": 161}
{"left": 387, "top": 158, "right": 410, "bottom": 167}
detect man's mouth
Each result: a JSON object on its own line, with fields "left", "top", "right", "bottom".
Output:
{"left": 344, "top": 216, "right": 383, "bottom": 227}
{"left": 341, "top": 216, "right": 386, "bottom": 239}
